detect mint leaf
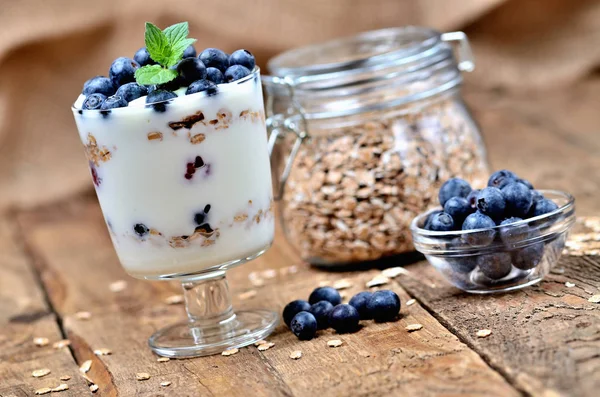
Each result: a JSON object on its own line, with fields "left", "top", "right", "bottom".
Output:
{"left": 163, "top": 22, "right": 197, "bottom": 67}
{"left": 134, "top": 65, "right": 178, "bottom": 85}
{"left": 163, "top": 22, "right": 189, "bottom": 46}
{"left": 144, "top": 22, "right": 171, "bottom": 66}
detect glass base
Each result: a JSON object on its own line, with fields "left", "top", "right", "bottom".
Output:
{"left": 149, "top": 310, "right": 278, "bottom": 358}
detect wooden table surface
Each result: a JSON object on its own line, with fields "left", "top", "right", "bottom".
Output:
{"left": 1, "top": 79, "right": 599, "bottom": 397}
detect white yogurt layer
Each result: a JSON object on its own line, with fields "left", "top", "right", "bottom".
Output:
{"left": 73, "top": 72, "right": 274, "bottom": 279}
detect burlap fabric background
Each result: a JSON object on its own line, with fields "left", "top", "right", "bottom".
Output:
{"left": 0, "top": 0, "right": 598, "bottom": 210}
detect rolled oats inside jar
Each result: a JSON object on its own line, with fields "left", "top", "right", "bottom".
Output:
{"left": 266, "top": 27, "right": 489, "bottom": 265}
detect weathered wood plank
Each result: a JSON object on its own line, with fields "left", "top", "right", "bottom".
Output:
{"left": 0, "top": 217, "right": 89, "bottom": 396}
{"left": 17, "top": 199, "right": 519, "bottom": 396}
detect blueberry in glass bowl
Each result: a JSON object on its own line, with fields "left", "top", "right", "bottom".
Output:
{"left": 410, "top": 189, "right": 575, "bottom": 293}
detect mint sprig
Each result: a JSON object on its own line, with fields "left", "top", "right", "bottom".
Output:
{"left": 135, "top": 22, "right": 197, "bottom": 86}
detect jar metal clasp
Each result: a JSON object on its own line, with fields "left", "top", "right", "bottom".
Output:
{"left": 441, "top": 31, "right": 475, "bottom": 72}
{"left": 261, "top": 75, "right": 309, "bottom": 200}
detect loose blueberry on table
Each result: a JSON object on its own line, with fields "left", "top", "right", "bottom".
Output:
{"left": 77, "top": 22, "right": 256, "bottom": 114}
{"left": 422, "top": 170, "right": 561, "bottom": 281}
{"left": 283, "top": 287, "right": 401, "bottom": 340}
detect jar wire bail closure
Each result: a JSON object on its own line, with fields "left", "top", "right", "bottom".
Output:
{"left": 262, "top": 75, "right": 309, "bottom": 200}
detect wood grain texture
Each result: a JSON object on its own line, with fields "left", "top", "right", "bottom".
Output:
{"left": 0, "top": 217, "right": 89, "bottom": 396}
{"left": 16, "top": 199, "right": 518, "bottom": 396}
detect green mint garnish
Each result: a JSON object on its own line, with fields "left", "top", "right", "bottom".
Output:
{"left": 134, "top": 22, "right": 197, "bottom": 86}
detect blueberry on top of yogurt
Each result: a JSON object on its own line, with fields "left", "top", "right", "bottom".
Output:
{"left": 77, "top": 21, "right": 257, "bottom": 113}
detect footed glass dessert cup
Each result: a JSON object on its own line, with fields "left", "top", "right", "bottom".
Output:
{"left": 72, "top": 68, "right": 280, "bottom": 357}
{"left": 410, "top": 190, "right": 575, "bottom": 294}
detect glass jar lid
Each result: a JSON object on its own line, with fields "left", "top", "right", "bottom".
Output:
{"left": 266, "top": 27, "right": 474, "bottom": 121}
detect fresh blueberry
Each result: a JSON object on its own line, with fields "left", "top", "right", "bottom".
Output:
{"left": 428, "top": 212, "right": 454, "bottom": 232}
{"left": 499, "top": 217, "right": 529, "bottom": 246}
{"left": 206, "top": 67, "right": 225, "bottom": 84}
{"left": 290, "top": 311, "right": 317, "bottom": 340}
{"left": 309, "top": 300, "right": 334, "bottom": 329}
{"left": 348, "top": 291, "right": 373, "bottom": 319}
{"left": 438, "top": 178, "right": 472, "bottom": 206}
{"left": 531, "top": 199, "right": 558, "bottom": 217}
{"left": 308, "top": 286, "right": 342, "bottom": 305}
{"left": 488, "top": 170, "right": 517, "bottom": 189}
{"left": 282, "top": 300, "right": 311, "bottom": 327}
{"left": 531, "top": 190, "right": 545, "bottom": 203}
{"left": 183, "top": 45, "right": 197, "bottom": 59}
{"left": 177, "top": 58, "right": 207, "bottom": 85}
{"left": 423, "top": 210, "right": 443, "bottom": 230}
{"left": 444, "top": 197, "right": 473, "bottom": 225}
{"left": 82, "top": 76, "right": 116, "bottom": 97}
{"left": 467, "top": 189, "right": 480, "bottom": 209}
{"left": 100, "top": 95, "right": 127, "bottom": 110}
{"left": 133, "top": 223, "right": 149, "bottom": 237}
{"left": 229, "top": 49, "right": 256, "bottom": 70}
{"left": 145, "top": 89, "right": 177, "bottom": 112}
{"left": 366, "top": 290, "right": 401, "bottom": 322}
{"left": 517, "top": 178, "right": 534, "bottom": 190}
{"left": 134, "top": 47, "right": 157, "bottom": 67}
{"left": 477, "top": 252, "right": 512, "bottom": 279}
{"left": 511, "top": 243, "right": 545, "bottom": 270}
{"left": 186, "top": 80, "right": 218, "bottom": 96}
{"left": 461, "top": 211, "right": 496, "bottom": 246}
{"left": 448, "top": 257, "right": 477, "bottom": 273}
{"left": 109, "top": 57, "right": 139, "bottom": 87}
{"left": 501, "top": 182, "right": 533, "bottom": 218}
{"left": 82, "top": 93, "right": 107, "bottom": 110}
{"left": 476, "top": 187, "right": 506, "bottom": 220}
{"left": 199, "top": 48, "right": 229, "bottom": 72}
{"left": 115, "top": 83, "right": 148, "bottom": 102}
{"left": 328, "top": 304, "right": 360, "bottom": 333}
{"left": 224, "top": 65, "right": 251, "bottom": 82}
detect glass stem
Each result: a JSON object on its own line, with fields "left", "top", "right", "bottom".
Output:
{"left": 181, "top": 272, "right": 235, "bottom": 327}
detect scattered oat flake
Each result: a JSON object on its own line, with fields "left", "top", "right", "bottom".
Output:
{"left": 238, "top": 290, "right": 257, "bottom": 300}
{"left": 90, "top": 384, "right": 99, "bottom": 393}
{"left": 136, "top": 372, "right": 151, "bottom": 381}
{"left": 222, "top": 348, "right": 239, "bottom": 356}
{"left": 94, "top": 348, "right": 112, "bottom": 356}
{"left": 366, "top": 275, "right": 390, "bottom": 288}
{"left": 254, "top": 340, "right": 267, "bottom": 346}
{"left": 318, "top": 280, "right": 331, "bottom": 287}
{"left": 32, "top": 368, "right": 51, "bottom": 378}
{"left": 333, "top": 279, "right": 353, "bottom": 290}
{"left": 35, "top": 387, "right": 52, "bottom": 395}
{"left": 565, "top": 282, "right": 576, "bottom": 288}
{"left": 75, "top": 311, "right": 92, "bottom": 320}
{"left": 51, "top": 384, "right": 69, "bottom": 392}
{"left": 406, "top": 299, "right": 416, "bottom": 306}
{"left": 34, "top": 337, "right": 49, "bottom": 347}
{"left": 477, "top": 329, "right": 492, "bottom": 338}
{"left": 165, "top": 294, "right": 184, "bottom": 305}
{"left": 327, "top": 339, "right": 343, "bottom": 348}
{"left": 261, "top": 269, "right": 277, "bottom": 279}
{"left": 160, "top": 381, "right": 172, "bottom": 387}
{"left": 109, "top": 280, "right": 127, "bottom": 292}
{"left": 59, "top": 375, "right": 71, "bottom": 381}
{"left": 257, "top": 342, "right": 275, "bottom": 351}
{"left": 53, "top": 339, "right": 71, "bottom": 349}
{"left": 382, "top": 267, "right": 408, "bottom": 278}
{"left": 588, "top": 295, "right": 600, "bottom": 303}
{"left": 81, "top": 373, "right": 94, "bottom": 385}
{"left": 289, "top": 350, "right": 302, "bottom": 360}
{"left": 80, "top": 360, "right": 92, "bottom": 373}
{"left": 157, "top": 357, "right": 170, "bottom": 362}
{"left": 406, "top": 324, "right": 423, "bottom": 332}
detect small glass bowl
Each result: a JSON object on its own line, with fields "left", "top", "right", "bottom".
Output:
{"left": 410, "top": 190, "right": 575, "bottom": 293}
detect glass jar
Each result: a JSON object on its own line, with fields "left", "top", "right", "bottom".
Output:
{"left": 264, "top": 27, "right": 490, "bottom": 266}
